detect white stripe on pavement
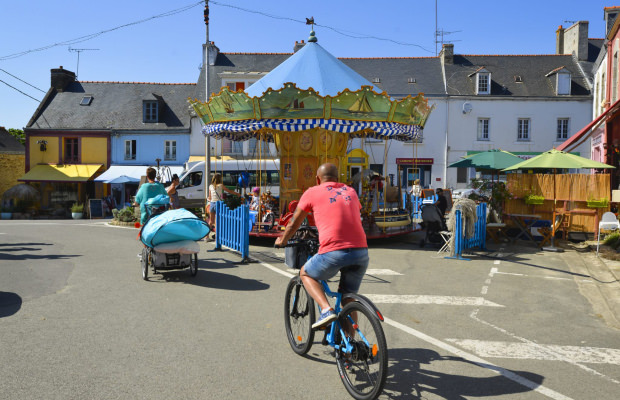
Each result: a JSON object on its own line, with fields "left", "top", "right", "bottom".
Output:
{"left": 365, "top": 294, "right": 504, "bottom": 307}
{"left": 445, "top": 339, "right": 620, "bottom": 364}
{"left": 365, "top": 269, "right": 403, "bottom": 276}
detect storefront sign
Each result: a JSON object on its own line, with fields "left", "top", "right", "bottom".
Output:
{"left": 395, "top": 158, "right": 434, "bottom": 165}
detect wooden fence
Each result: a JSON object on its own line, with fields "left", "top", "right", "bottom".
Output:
{"left": 504, "top": 174, "right": 610, "bottom": 233}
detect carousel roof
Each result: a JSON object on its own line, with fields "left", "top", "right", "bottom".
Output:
{"left": 245, "top": 32, "right": 377, "bottom": 97}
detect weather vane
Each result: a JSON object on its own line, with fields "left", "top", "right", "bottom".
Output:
{"left": 305, "top": 17, "right": 315, "bottom": 29}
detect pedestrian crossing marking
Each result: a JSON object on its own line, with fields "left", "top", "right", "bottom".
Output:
{"left": 365, "top": 294, "right": 504, "bottom": 307}
{"left": 445, "top": 339, "right": 620, "bottom": 365}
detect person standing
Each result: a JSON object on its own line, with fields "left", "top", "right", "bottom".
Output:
{"left": 134, "top": 167, "right": 167, "bottom": 225}
{"left": 207, "top": 173, "right": 241, "bottom": 232}
{"left": 409, "top": 178, "right": 421, "bottom": 197}
{"left": 166, "top": 174, "right": 180, "bottom": 209}
{"left": 275, "top": 163, "right": 368, "bottom": 329}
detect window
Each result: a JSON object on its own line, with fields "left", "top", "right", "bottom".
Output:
{"left": 477, "top": 73, "right": 490, "bottom": 94}
{"left": 456, "top": 168, "right": 468, "bottom": 184}
{"left": 226, "top": 82, "right": 245, "bottom": 91}
{"left": 557, "top": 118, "right": 569, "bottom": 140}
{"left": 165, "top": 140, "right": 176, "bottom": 160}
{"left": 557, "top": 72, "right": 571, "bottom": 95}
{"left": 124, "top": 140, "right": 136, "bottom": 160}
{"left": 64, "top": 138, "right": 78, "bottom": 163}
{"left": 477, "top": 118, "right": 490, "bottom": 140}
{"left": 143, "top": 101, "right": 158, "bottom": 123}
{"left": 80, "top": 95, "right": 93, "bottom": 106}
{"left": 517, "top": 118, "right": 530, "bottom": 141}
{"left": 248, "top": 138, "right": 272, "bottom": 157}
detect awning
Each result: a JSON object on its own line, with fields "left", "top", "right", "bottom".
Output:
{"left": 19, "top": 164, "right": 104, "bottom": 183}
{"left": 557, "top": 99, "right": 620, "bottom": 152}
{"left": 93, "top": 165, "right": 184, "bottom": 183}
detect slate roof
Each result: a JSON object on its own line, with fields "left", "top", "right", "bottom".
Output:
{"left": 197, "top": 51, "right": 446, "bottom": 100}
{"left": 444, "top": 54, "right": 591, "bottom": 97}
{"left": 28, "top": 81, "right": 196, "bottom": 132}
{"left": 0, "top": 127, "right": 25, "bottom": 154}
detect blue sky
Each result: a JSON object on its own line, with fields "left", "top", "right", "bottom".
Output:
{"left": 0, "top": 0, "right": 613, "bottom": 130}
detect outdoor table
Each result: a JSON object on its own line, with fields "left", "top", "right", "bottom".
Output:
{"left": 505, "top": 213, "right": 541, "bottom": 244}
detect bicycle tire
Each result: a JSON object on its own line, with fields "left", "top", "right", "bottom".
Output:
{"left": 284, "top": 276, "right": 315, "bottom": 355}
{"left": 141, "top": 248, "right": 149, "bottom": 281}
{"left": 336, "top": 301, "right": 388, "bottom": 400}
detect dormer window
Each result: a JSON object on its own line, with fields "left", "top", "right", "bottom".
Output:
{"left": 557, "top": 72, "right": 571, "bottom": 95}
{"left": 470, "top": 67, "right": 491, "bottom": 95}
{"left": 143, "top": 100, "right": 158, "bottom": 123}
{"left": 546, "top": 67, "right": 571, "bottom": 95}
{"left": 80, "top": 95, "right": 93, "bottom": 106}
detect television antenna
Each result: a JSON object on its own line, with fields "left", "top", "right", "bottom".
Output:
{"left": 435, "top": 29, "right": 461, "bottom": 54}
{"left": 68, "top": 47, "right": 99, "bottom": 78}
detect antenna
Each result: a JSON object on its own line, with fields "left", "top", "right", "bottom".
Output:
{"left": 564, "top": 20, "right": 577, "bottom": 25}
{"left": 435, "top": 29, "right": 462, "bottom": 52}
{"left": 68, "top": 47, "right": 99, "bottom": 78}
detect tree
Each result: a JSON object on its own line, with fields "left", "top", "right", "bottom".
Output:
{"left": 8, "top": 128, "right": 24, "bottom": 145}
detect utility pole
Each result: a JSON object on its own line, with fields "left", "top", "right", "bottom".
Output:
{"left": 68, "top": 47, "right": 99, "bottom": 78}
{"left": 204, "top": 1, "right": 211, "bottom": 206}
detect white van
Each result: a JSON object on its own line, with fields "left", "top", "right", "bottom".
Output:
{"left": 177, "top": 159, "right": 280, "bottom": 207}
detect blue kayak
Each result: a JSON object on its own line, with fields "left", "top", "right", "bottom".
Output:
{"left": 140, "top": 208, "right": 210, "bottom": 248}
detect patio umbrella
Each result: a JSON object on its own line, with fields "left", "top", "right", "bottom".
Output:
{"left": 449, "top": 149, "right": 523, "bottom": 171}
{"left": 2, "top": 183, "right": 40, "bottom": 201}
{"left": 503, "top": 148, "right": 614, "bottom": 251}
{"left": 105, "top": 175, "right": 140, "bottom": 184}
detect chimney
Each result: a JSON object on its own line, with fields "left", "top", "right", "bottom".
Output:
{"left": 605, "top": 7, "right": 620, "bottom": 36}
{"left": 439, "top": 43, "right": 453, "bottom": 65}
{"left": 203, "top": 41, "right": 220, "bottom": 66}
{"left": 556, "top": 25, "right": 565, "bottom": 54}
{"left": 50, "top": 66, "right": 76, "bottom": 92}
{"left": 294, "top": 39, "right": 306, "bottom": 53}
{"left": 562, "top": 21, "right": 589, "bottom": 61}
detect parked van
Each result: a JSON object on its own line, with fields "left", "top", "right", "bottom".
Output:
{"left": 177, "top": 159, "right": 280, "bottom": 207}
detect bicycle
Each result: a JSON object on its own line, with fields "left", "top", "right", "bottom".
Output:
{"left": 279, "top": 227, "right": 388, "bottom": 400}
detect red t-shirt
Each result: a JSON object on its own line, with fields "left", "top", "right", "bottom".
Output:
{"left": 297, "top": 182, "right": 367, "bottom": 254}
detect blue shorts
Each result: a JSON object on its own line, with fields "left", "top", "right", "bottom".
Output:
{"left": 209, "top": 201, "right": 218, "bottom": 211}
{"left": 303, "top": 248, "right": 369, "bottom": 293}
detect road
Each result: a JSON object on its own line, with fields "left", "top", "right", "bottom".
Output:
{"left": 0, "top": 219, "right": 619, "bottom": 399}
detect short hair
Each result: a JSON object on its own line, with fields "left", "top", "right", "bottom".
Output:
{"left": 172, "top": 173, "right": 179, "bottom": 181}
{"left": 436, "top": 188, "right": 443, "bottom": 193}
{"left": 146, "top": 167, "right": 157, "bottom": 181}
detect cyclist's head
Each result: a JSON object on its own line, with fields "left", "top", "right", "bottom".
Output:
{"left": 146, "top": 167, "right": 157, "bottom": 181}
{"left": 211, "top": 173, "right": 222, "bottom": 185}
{"left": 316, "top": 163, "right": 339, "bottom": 184}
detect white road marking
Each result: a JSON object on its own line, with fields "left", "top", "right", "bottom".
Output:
{"left": 493, "top": 271, "right": 592, "bottom": 283}
{"left": 365, "top": 269, "right": 403, "bottom": 276}
{"left": 493, "top": 260, "right": 501, "bottom": 264}
{"left": 444, "top": 339, "right": 620, "bottom": 365}
{"left": 470, "top": 309, "right": 619, "bottom": 384}
{"left": 489, "top": 267, "right": 498, "bottom": 277}
{"left": 365, "top": 294, "right": 504, "bottom": 307}
{"left": 384, "top": 318, "right": 575, "bottom": 400}
{"left": 480, "top": 286, "right": 488, "bottom": 295}
{"left": 274, "top": 252, "right": 285, "bottom": 258}
{"left": 259, "top": 260, "right": 574, "bottom": 399}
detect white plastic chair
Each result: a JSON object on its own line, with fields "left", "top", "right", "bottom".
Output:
{"left": 597, "top": 212, "right": 620, "bottom": 255}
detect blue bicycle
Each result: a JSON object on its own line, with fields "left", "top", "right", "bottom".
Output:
{"left": 281, "top": 227, "right": 388, "bottom": 400}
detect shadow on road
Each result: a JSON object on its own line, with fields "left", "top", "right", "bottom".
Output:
{"left": 0, "top": 291, "right": 22, "bottom": 318}
{"left": 384, "top": 347, "right": 544, "bottom": 399}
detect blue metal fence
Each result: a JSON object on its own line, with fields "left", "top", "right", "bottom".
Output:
{"left": 446, "top": 202, "right": 487, "bottom": 261}
{"left": 215, "top": 201, "right": 250, "bottom": 262}
{"left": 406, "top": 194, "right": 439, "bottom": 219}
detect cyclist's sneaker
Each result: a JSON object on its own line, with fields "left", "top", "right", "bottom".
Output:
{"left": 312, "top": 309, "right": 337, "bottom": 330}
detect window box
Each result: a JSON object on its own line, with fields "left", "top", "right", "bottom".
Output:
{"left": 587, "top": 198, "right": 609, "bottom": 208}
{"left": 524, "top": 194, "right": 545, "bottom": 205}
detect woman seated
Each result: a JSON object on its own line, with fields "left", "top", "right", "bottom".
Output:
{"left": 249, "top": 187, "right": 261, "bottom": 211}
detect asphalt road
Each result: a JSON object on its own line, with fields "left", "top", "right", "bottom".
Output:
{"left": 1, "top": 220, "right": 619, "bottom": 399}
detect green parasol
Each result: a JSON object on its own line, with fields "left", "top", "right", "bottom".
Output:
{"left": 449, "top": 149, "right": 523, "bottom": 171}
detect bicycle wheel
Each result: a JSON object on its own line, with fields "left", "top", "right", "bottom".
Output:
{"left": 189, "top": 253, "right": 198, "bottom": 277}
{"left": 141, "top": 248, "right": 149, "bottom": 281}
{"left": 284, "top": 276, "right": 315, "bottom": 355}
{"left": 336, "top": 301, "right": 388, "bottom": 400}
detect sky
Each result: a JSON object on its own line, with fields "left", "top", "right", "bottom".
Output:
{"left": 0, "top": 0, "right": 614, "bottom": 130}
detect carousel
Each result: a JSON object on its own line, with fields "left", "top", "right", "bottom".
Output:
{"left": 189, "top": 30, "right": 434, "bottom": 238}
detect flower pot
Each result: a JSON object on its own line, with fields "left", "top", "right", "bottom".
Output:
{"left": 72, "top": 212, "right": 83, "bottom": 219}
{"left": 524, "top": 197, "right": 544, "bottom": 205}
{"left": 587, "top": 200, "right": 609, "bottom": 208}
{"left": 1, "top": 212, "right": 11, "bottom": 220}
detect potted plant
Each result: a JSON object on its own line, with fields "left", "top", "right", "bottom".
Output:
{"left": 524, "top": 193, "right": 545, "bottom": 205}
{"left": 71, "top": 203, "right": 84, "bottom": 219}
{"left": 587, "top": 197, "right": 609, "bottom": 208}
{"left": 1, "top": 206, "right": 12, "bottom": 220}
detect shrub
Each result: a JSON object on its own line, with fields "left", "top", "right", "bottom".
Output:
{"left": 603, "top": 232, "right": 620, "bottom": 247}
{"left": 71, "top": 203, "right": 84, "bottom": 213}
{"left": 224, "top": 194, "right": 243, "bottom": 210}
{"left": 116, "top": 207, "right": 137, "bottom": 222}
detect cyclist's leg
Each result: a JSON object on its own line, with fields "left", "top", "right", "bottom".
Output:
{"left": 300, "top": 265, "right": 331, "bottom": 311}
{"left": 338, "top": 248, "right": 369, "bottom": 338}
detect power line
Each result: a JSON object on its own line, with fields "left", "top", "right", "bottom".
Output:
{"left": 0, "top": 1, "right": 204, "bottom": 61}
{"left": 210, "top": 1, "right": 434, "bottom": 53}
{"left": 0, "top": 68, "right": 46, "bottom": 93}
{"left": 0, "top": 80, "right": 41, "bottom": 102}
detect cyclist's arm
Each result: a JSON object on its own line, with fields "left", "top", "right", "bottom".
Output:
{"left": 275, "top": 207, "right": 309, "bottom": 247}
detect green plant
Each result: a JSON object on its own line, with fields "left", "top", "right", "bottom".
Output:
{"left": 71, "top": 203, "right": 84, "bottom": 213}
{"left": 603, "top": 231, "right": 620, "bottom": 247}
{"left": 116, "top": 206, "right": 137, "bottom": 222}
{"left": 586, "top": 197, "right": 609, "bottom": 208}
{"left": 469, "top": 178, "right": 513, "bottom": 216}
{"left": 524, "top": 193, "right": 545, "bottom": 204}
{"left": 224, "top": 194, "right": 243, "bottom": 210}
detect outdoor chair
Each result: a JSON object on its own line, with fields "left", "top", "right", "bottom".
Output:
{"left": 596, "top": 212, "right": 620, "bottom": 255}
{"left": 437, "top": 230, "right": 452, "bottom": 254}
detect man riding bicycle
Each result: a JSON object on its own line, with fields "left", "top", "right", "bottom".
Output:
{"left": 275, "top": 163, "right": 368, "bottom": 329}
